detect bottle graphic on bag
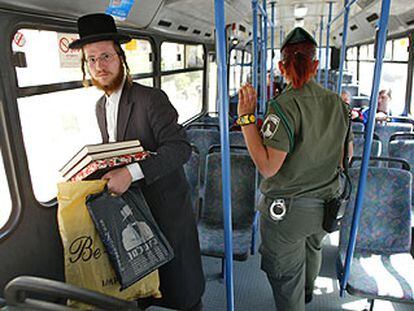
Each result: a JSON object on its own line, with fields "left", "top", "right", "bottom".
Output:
{"left": 120, "top": 205, "right": 154, "bottom": 251}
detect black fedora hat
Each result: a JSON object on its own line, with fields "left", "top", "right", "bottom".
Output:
{"left": 69, "top": 13, "right": 131, "bottom": 49}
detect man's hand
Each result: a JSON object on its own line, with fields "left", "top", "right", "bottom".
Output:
{"left": 238, "top": 83, "right": 257, "bottom": 116}
{"left": 101, "top": 167, "right": 132, "bottom": 195}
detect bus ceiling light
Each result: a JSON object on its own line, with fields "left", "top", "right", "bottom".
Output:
{"left": 294, "top": 4, "right": 308, "bottom": 19}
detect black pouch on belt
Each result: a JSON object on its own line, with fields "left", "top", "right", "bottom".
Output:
{"left": 323, "top": 196, "right": 347, "bottom": 233}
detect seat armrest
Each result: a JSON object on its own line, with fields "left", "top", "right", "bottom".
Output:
{"left": 5, "top": 276, "right": 140, "bottom": 310}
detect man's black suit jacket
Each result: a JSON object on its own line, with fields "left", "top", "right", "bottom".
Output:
{"left": 96, "top": 82, "right": 205, "bottom": 309}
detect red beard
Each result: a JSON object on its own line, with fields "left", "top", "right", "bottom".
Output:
{"left": 91, "top": 62, "right": 124, "bottom": 94}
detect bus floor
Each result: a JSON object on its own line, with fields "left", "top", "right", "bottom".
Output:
{"left": 149, "top": 232, "right": 413, "bottom": 311}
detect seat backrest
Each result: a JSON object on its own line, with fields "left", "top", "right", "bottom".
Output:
{"left": 201, "top": 153, "right": 256, "bottom": 230}
{"left": 389, "top": 139, "right": 414, "bottom": 204}
{"left": 183, "top": 146, "right": 201, "bottom": 220}
{"left": 374, "top": 122, "right": 413, "bottom": 156}
{"left": 186, "top": 123, "right": 219, "bottom": 131}
{"left": 339, "top": 167, "right": 412, "bottom": 254}
{"left": 229, "top": 131, "right": 246, "bottom": 147}
{"left": 186, "top": 129, "right": 220, "bottom": 182}
{"left": 352, "top": 138, "right": 382, "bottom": 166}
{"left": 351, "top": 122, "right": 364, "bottom": 133}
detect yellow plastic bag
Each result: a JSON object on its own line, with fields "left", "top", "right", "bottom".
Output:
{"left": 57, "top": 180, "right": 161, "bottom": 307}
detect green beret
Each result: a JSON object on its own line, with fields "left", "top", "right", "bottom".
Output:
{"left": 281, "top": 27, "right": 318, "bottom": 51}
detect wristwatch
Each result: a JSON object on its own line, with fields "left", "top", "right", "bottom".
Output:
{"left": 236, "top": 114, "right": 256, "bottom": 126}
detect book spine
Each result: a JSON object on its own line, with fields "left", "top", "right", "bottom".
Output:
{"left": 70, "top": 152, "right": 149, "bottom": 182}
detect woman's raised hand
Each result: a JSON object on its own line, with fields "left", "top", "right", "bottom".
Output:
{"left": 238, "top": 83, "right": 257, "bottom": 116}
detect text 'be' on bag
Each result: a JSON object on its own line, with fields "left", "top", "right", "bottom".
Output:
{"left": 57, "top": 180, "right": 161, "bottom": 309}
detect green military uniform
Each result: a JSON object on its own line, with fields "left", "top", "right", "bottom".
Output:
{"left": 257, "top": 27, "right": 350, "bottom": 311}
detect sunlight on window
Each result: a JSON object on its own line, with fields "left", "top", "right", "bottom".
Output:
{"left": 161, "top": 71, "right": 203, "bottom": 123}
{"left": 381, "top": 63, "right": 407, "bottom": 115}
{"left": 161, "top": 42, "right": 184, "bottom": 71}
{"left": 0, "top": 152, "right": 12, "bottom": 228}
{"left": 208, "top": 57, "right": 218, "bottom": 113}
{"left": 18, "top": 87, "right": 102, "bottom": 202}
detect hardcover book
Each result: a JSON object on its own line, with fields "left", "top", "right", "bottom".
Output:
{"left": 68, "top": 152, "right": 150, "bottom": 182}
{"left": 60, "top": 140, "right": 141, "bottom": 176}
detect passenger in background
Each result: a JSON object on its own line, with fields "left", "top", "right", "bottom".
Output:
{"left": 237, "top": 27, "right": 350, "bottom": 311}
{"left": 341, "top": 90, "right": 351, "bottom": 105}
{"left": 352, "top": 89, "right": 392, "bottom": 124}
{"left": 341, "top": 90, "right": 362, "bottom": 121}
{"left": 69, "top": 13, "right": 204, "bottom": 311}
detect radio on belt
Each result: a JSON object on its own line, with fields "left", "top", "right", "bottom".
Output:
{"left": 269, "top": 199, "right": 287, "bottom": 221}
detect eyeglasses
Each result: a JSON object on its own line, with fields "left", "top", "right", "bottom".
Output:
{"left": 86, "top": 52, "right": 118, "bottom": 66}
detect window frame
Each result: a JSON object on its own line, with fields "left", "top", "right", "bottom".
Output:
{"left": 10, "top": 23, "right": 157, "bottom": 206}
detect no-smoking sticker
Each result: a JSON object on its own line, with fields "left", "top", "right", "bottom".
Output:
{"left": 13, "top": 32, "right": 26, "bottom": 47}
{"left": 57, "top": 33, "right": 80, "bottom": 68}
{"left": 59, "top": 37, "right": 70, "bottom": 53}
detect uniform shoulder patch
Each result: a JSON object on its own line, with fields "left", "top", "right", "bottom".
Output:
{"left": 261, "top": 114, "right": 280, "bottom": 139}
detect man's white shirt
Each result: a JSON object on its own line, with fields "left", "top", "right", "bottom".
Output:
{"left": 105, "top": 80, "right": 144, "bottom": 182}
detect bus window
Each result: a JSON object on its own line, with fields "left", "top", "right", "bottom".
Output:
{"left": 161, "top": 71, "right": 203, "bottom": 122}
{"left": 123, "top": 39, "right": 153, "bottom": 74}
{"left": 229, "top": 49, "right": 242, "bottom": 96}
{"left": 185, "top": 45, "right": 204, "bottom": 68}
{"left": 393, "top": 38, "right": 409, "bottom": 62}
{"left": 161, "top": 42, "right": 204, "bottom": 122}
{"left": 18, "top": 88, "right": 102, "bottom": 202}
{"left": 382, "top": 62, "right": 407, "bottom": 115}
{"left": 345, "top": 47, "right": 357, "bottom": 83}
{"left": 208, "top": 53, "right": 218, "bottom": 113}
{"left": 242, "top": 51, "right": 252, "bottom": 85}
{"left": 0, "top": 151, "right": 12, "bottom": 229}
{"left": 12, "top": 29, "right": 81, "bottom": 87}
{"left": 161, "top": 42, "right": 184, "bottom": 71}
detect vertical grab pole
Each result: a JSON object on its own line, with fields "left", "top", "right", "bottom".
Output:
{"left": 252, "top": 1, "right": 259, "bottom": 95}
{"left": 317, "top": 15, "right": 324, "bottom": 83}
{"left": 259, "top": 14, "right": 264, "bottom": 114}
{"left": 261, "top": 0, "right": 268, "bottom": 113}
{"left": 279, "top": 25, "right": 284, "bottom": 85}
{"left": 339, "top": 0, "right": 392, "bottom": 297}
{"left": 270, "top": 1, "right": 275, "bottom": 99}
{"left": 214, "top": 1, "right": 234, "bottom": 309}
{"left": 337, "top": 0, "right": 350, "bottom": 94}
{"left": 324, "top": 1, "right": 333, "bottom": 89}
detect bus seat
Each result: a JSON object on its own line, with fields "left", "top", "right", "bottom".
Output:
{"left": 186, "top": 122, "right": 220, "bottom": 131}
{"left": 338, "top": 167, "right": 414, "bottom": 306}
{"left": 351, "top": 96, "right": 370, "bottom": 109}
{"left": 341, "top": 84, "right": 359, "bottom": 97}
{"left": 352, "top": 138, "right": 382, "bottom": 166}
{"left": 229, "top": 131, "right": 246, "bottom": 148}
{"left": 186, "top": 129, "right": 220, "bottom": 184}
{"left": 198, "top": 152, "right": 256, "bottom": 262}
{"left": 374, "top": 122, "right": 413, "bottom": 156}
{"left": 389, "top": 134, "right": 414, "bottom": 206}
{"left": 183, "top": 145, "right": 201, "bottom": 222}
{"left": 351, "top": 122, "right": 364, "bottom": 133}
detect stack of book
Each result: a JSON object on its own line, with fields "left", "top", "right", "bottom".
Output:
{"left": 60, "top": 140, "right": 149, "bottom": 182}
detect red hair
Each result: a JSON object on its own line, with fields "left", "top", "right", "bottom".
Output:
{"left": 281, "top": 41, "right": 317, "bottom": 89}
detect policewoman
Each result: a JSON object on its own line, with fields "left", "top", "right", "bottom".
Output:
{"left": 237, "top": 28, "right": 350, "bottom": 311}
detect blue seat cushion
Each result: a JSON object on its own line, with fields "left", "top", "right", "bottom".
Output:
{"left": 339, "top": 251, "right": 414, "bottom": 303}
{"left": 198, "top": 223, "right": 252, "bottom": 261}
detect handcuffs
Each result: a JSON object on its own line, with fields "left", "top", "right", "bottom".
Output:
{"left": 269, "top": 199, "right": 287, "bottom": 221}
